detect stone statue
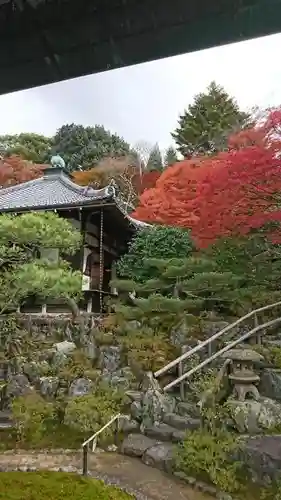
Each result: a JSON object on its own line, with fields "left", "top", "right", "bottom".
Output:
{"left": 50, "top": 155, "right": 66, "bottom": 169}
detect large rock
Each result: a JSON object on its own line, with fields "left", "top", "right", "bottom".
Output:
{"left": 54, "top": 341, "right": 76, "bottom": 355}
{"left": 52, "top": 341, "right": 76, "bottom": 369}
{"left": 23, "top": 360, "right": 50, "bottom": 384}
{"left": 39, "top": 376, "right": 59, "bottom": 398}
{"left": 68, "top": 378, "right": 93, "bottom": 397}
{"left": 163, "top": 413, "right": 201, "bottom": 431}
{"left": 176, "top": 401, "right": 200, "bottom": 418}
{"left": 130, "top": 401, "right": 143, "bottom": 421}
{"left": 83, "top": 341, "right": 97, "bottom": 361}
{"left": 118, "top": 416, "right": 139, "bottom": 434}
{"left": 145, "top": 423, "right": 176, "bottom": 442}
{"left": 98, "top": 345, "right": 122, "bottom": 373}
{"left": 120, "top": 433, "right": 156, "bottom": 457}
{"left": 259, "top": 369, "right": 281, "bottom": 401}
{"left": 239, "top": 435, "right": 281, "bottom": 484}
{"left": 140, "top": 372, "right": 176, "bottom": 428}
{"left": 142, "top": 442, "right": 175, "bottom": 472}
{"left": 229, "top": 398, "right": 281, "bottom": 434}
{"left": 102, "top": 367, "right": 134, "bottom": 390}
{"left": 6, "top": 374, "right": 34, "bottom": 399}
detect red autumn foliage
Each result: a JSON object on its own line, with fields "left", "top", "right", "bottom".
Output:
{"left": 132, "top": 170, "right": 161, "bottom": 195}
{"left": 0, "top": 155, "right": 46, "bottom": 187}
{"left": 133, "top": 109, "right": 281, "bottom": 248}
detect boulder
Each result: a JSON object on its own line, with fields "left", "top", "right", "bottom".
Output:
{"left": 83, "top": 341, "right": 97, "bottom": 361}
{"left": 140, "top": 372, "right": 176, "bottom": 427}
{"left": 171, "top": 429, "right": 187, "bottom": 442}
{"left": 6, "top": 374, "right": 34, "bottom": 399}
{"left": 68, "top": 378, "right": 93, "bottom": 397}
{"left": 259, "top": 369, "right": 281, "bottom": 401}
{"left": 102, "top": 367, "right": 134, "bottom": 390}
{"left": 145, "top": 423, "right": 176, "bottom": 442}
{"left": 39, "top": 376, "right": 59, "bottom": 398}
{"left": 176, "top": 401, "right": 200, "bottom": 418}
{"left": 23, "top": 361, "right": 49, "bottom": 384}
{"left": 118, "top": 416, "right": 139, "bottom": 434}
{"left": 229, "top": 398, "right": 281, "bottom": 434}
{"left": 126, "top": 390, "right": 142, "bottom": 403}
{"left": 142, "top": 442, "right": 175, "bottom": 472}
{"left": 130, "top": 401, "right": 143, "bottom": 421}
{"left": 54, "top": 341, "right": 76, "bottom": 356}
{"left": 239, "top": 435, "right": 281, "bottom": 484}
{"left": 163, "top": 413, "right": 201, "bottom": 431}
{"left": 120, "top": 433, "right": 157, "bottom": 457}
{"left": 98, "top": 345, "right": 122, "bottom": 373}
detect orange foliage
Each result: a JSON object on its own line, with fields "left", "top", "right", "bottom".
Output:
{"left": 73, "top": 156, "right": 161, "bottom": 206}
{"left": 0, "top": 155, "right": 46, "bottom": 187}
{"left": 133, "top": 109, "right": 281, "bottom": 248}
{"left": 132, "top": 156, "right": 210, "bottom": 227}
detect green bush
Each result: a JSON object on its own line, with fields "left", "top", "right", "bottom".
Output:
{"left": 175, "top": 428, "right": 245, "bottom": 494}
{"left": 64, "top": 384, "right": 125, "bottom": 442}
{"left": 0, "top": 471, "right": 132, "bottom": 500}
{"left": 117, "top": 225, "right": 194, "bottom": 283}
{"left": 12, "top": 393, "right": 54, "bottom": 445}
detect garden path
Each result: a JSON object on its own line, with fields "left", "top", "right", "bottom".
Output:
{"left": 0, "top": 450, "right": 213, "bottom": 500}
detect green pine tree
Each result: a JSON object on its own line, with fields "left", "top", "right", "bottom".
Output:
{"left": 112, "top": 254, "right": 239, "bottom": 334}
{"left": 164, "top": 146, "right": 177, "bottom": 167}
{"left": 51, "top": 123, "right": 131, "bottom": 172}
{"left": 172, "top": 81, "right": 251, "bottom": 158}
{"left": 146, "top": 143, "right": 163, "bottom": 171}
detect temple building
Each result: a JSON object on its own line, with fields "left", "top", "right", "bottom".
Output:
{"left": 0, "top": 158, "right": 147, "bottom": 314}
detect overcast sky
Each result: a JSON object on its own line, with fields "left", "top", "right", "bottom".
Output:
{"left": 1, "top": 32, "right": 281, "bottom": 150}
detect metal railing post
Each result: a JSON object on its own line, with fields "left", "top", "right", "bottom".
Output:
{"left": 82, "top": 444, "right": 88, "bottom": 476}
{"left": 178, "top": 360, "right": 185, "bottom": 400}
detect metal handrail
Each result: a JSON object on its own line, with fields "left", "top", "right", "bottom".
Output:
{"left": 81, "top": 413, "right": 128, "bottom": 476}
{"left": 154, "top": 300, "right": 281, "bottom": 379}
{"left": 163, "top": 315, "right": 281, "bottom": 392}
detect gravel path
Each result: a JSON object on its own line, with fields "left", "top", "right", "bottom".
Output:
{"left": 0, "top": 450, "right": 213, "bottom": 500}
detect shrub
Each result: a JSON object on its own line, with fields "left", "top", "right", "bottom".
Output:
{"left": 64, "top": 384, "right": 125, "bottom": 442}
{"left": 175, "top": 428, "right": 245, "bottom": 494}
{"left": 0, "top": 471, "right": 132, "bottom": 500}
{"left": 58, "top": 349, "right": 100, "bottom": 384}
{"left": 117, "top": 225, "right": 194, "bottom": 283}
{"left": 12, "top": 394, "right": 54, "bottom": 445}
{"left": 121, "top": 331, "right": 178, "bottom": 376}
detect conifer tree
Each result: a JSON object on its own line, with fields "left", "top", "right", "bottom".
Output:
{"left": 172, "top": 81, "right": 250, "bottom": 158}
{"left": 146, "top": 143, "right": 163, "bottom": 171}
{"left": 164, "top": 146, "right": 177, "bottom": 167}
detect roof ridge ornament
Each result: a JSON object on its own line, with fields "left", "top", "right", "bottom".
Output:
{"left": 50, "top": 155, "right": 66, "bottom": 169}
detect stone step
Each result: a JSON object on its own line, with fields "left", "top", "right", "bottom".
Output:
{"left": 120, "top": 433, "right": 177, "bottom": 474}
{"left": 144, "top": 423, "right": 186, "bottom": 443}
{"left": 0, "top": 410, "right": 13, "bottom": 429}
{"left": 163, "top": 413, "right": 201, "bottom": 431}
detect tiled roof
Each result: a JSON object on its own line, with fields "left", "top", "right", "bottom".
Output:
{"left": 0, "top": 167, "right": 114, "bottom": 211}
{"left": 0, "top": 166, "right": 151, "bottom": 230}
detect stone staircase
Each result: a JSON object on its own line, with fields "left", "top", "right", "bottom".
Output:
{"left": 153, "top": 302, "right": 281, "bottom": 399}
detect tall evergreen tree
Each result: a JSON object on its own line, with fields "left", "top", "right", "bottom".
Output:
{"left": 0, "top": 133, "right": 53, "bottom": 164}
{"left": 51, "top": 124, "right": 131, "bottom": 172}
{"left": 164, "top": 146, "right": 177, "bottom": 167}
{"left": 172, "top": 81, "right": 251, "bottom": 158}
{"left": 146, "top": 143, "right": 163, "bottom": 171}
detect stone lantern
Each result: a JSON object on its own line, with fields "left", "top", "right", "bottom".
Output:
{"left": 221, "top": 348, "right": 264, "bottom": 402}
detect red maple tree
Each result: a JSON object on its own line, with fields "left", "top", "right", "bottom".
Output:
{"left": 133, "top": 109, "right": 281, "bottom": 248}
{"left": 0, "top": 155, "right": 46, "bottom": 187}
